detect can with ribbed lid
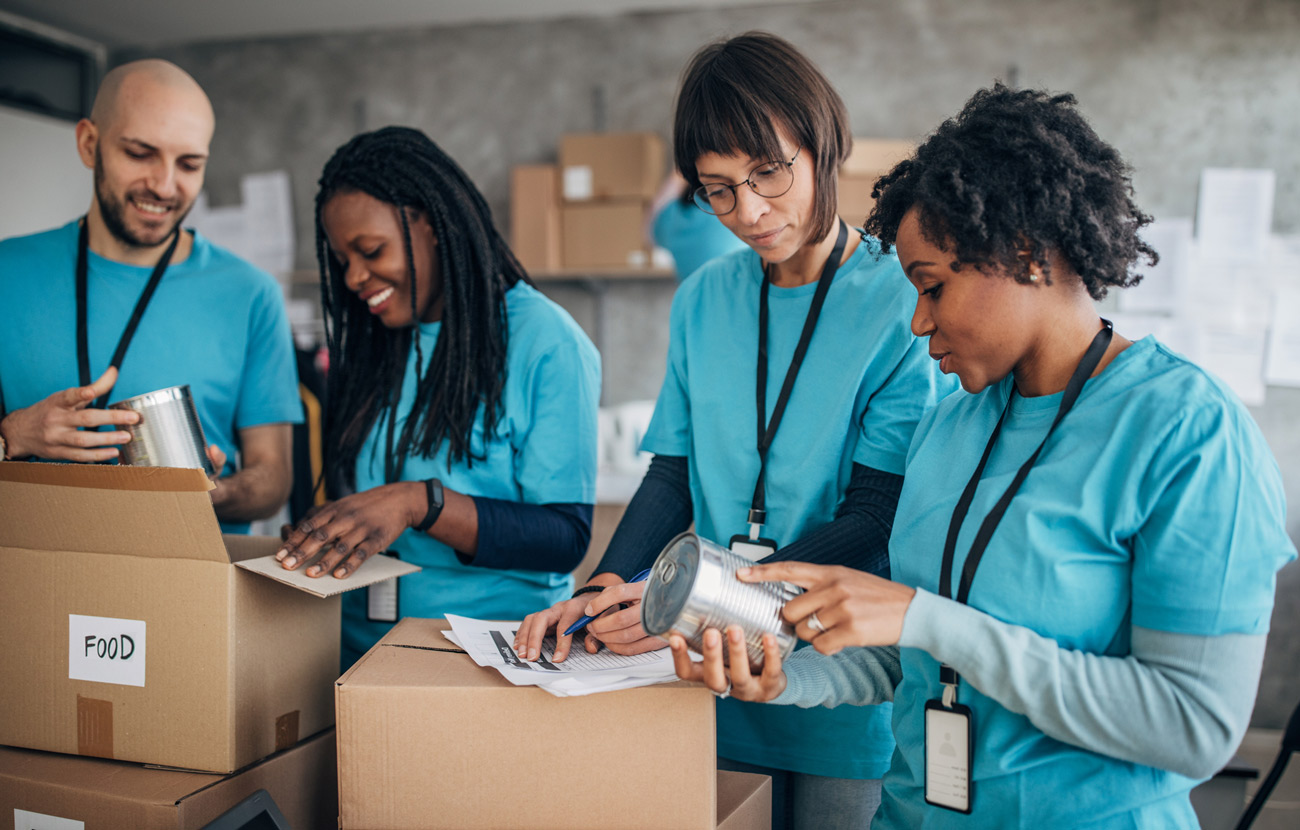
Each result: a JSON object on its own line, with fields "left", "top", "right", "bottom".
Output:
{"left": 108, "top": 384, "right": 215, "bottom": 475}
{"left": 641, "top": 531, "right": 800, "bottom": 669}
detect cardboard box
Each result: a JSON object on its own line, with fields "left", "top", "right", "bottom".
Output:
{"left": 838, "top": 173, "right": 881, "bottom": 228}
{"left": 560, "top": 132, "right": 666, "bottom": 201}
{"left": 562, "top": 200, "right": 650, "bottom": 269}
{"left": 717, "top": 770, "right": 772, "bottom": 830}
{"left": 838, "top": 138, "right": 916, "bottom": 228}
{"left": 511, "top": 165, "right": 563, "bottom": 273}
{"left": 0, "top": 461, "right": 411, "bottom": 773}
{"left": 841, "top": 138, "right": 914, "bottom": 177}
{"left": 337, "top": 618, "right": 716, "bottom": 830}
{"left": 0, "top": 728, "right": 338, "bottom": 830}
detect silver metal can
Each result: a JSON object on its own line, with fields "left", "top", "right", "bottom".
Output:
{"left": 641, "top": 532, "right": 801, "bottom": 669}
{"left": 108, "top": 385, "right": 215, "bottom": 475}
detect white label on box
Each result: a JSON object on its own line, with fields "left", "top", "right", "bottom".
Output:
{"left": 14, "top": 809, "right": 85, "bottom": 830}
{"left": 563, "top": 165, "right": 594, "bottom": 200}
{"left": 68, "top": 614, "right": 146, "bottom": 687}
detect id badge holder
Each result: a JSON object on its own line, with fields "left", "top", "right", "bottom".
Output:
{"left": 366, "top": 551, "right": 400, "bottom": 623}
{"left": 729, "top": 533, "right": 777, "bottom": 562}
{"left": 924, "top": 696, "right": 973, "bottom": 814}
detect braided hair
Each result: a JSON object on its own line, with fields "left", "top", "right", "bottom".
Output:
{"left": 865, "top": 84, "right": 1157, "bottom": 300}
{"left": 315, "top": 126, "right": 530, "bottom": 489}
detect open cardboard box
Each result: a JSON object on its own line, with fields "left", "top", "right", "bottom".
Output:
{"left": 0, "top": 461, "right": 417, "bottom": 773}
{"left": 0, "top": 728, "right": 338, "bottom": 830}
{"left": 336, "top": 618, "right": 718, "bottom": 830}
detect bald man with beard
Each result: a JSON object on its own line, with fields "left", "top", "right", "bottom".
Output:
{"left": 0, "top": 59, "right": 301, "bottom": 533}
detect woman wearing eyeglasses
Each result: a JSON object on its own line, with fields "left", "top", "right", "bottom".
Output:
{"left": 670, "top": 85, "right": 1297, "bottom": 828}
{"left": 515, "top": 32, "right": 954, "bottom": 830}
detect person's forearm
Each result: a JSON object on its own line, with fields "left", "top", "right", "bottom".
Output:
{"left": 590, "top": 454, "right": 693, "bottom": 582}
{"left": 460, "top": 499, "right": 591, "bottom": 572}
{"left": 211, "top": 462, "right": 293, "bottom": 522}
{"left": 774, "top": 645, "right": 902, "bottom": 708}
{"left": 767, "top": 464, "right": 901, "bottom": 576}
{"left": 900, "top": 589, "right": 1263, "bottom": 779}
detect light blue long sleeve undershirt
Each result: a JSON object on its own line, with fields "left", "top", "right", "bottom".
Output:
{"left": 774, "top": 588, "right": 1265, "bottom": 780}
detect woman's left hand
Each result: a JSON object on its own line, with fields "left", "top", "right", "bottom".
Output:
{"left": 275, "top": 481, "right": 423, "bottom": 578}
{"left": 739, "top": 561, "right": 917, "bottom": 654}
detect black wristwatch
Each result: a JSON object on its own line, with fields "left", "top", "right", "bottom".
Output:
{"left": 413, "top": 478, "right": 444, "bottom": 532}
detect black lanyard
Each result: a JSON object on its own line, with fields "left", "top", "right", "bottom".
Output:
{"left": 939, "top": 319, "right": 1114, "bottom": 607}
{"left": 76, "top": 218, "right": 181, "bottom": 409}
{"left": 748, "top": 219, "right": 848, "bottom": 529}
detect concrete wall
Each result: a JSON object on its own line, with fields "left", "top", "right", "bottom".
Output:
{"left": 123, "top": 0, "right": 1300, "bottom": 727}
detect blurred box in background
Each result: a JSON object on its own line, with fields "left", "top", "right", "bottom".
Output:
{"left": 510, "top": 164, "right": 563, "bottom": 273}
{"left": 838, "top": 138, "right": 915, "bottom": 228}
{"left": 560, "top": 132, "right": 666, "bottom": 201}
{"left": 0, "top": 728, "right": 337, "bottom": 830}
{"left": 562, "top": 199, "right": 651, "bottom": 269}
{"left": 336, "top": 618, "right": 716, "bottom": 830}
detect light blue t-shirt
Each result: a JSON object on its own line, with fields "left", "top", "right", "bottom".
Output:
{"left": 342, "top": 281, "right": 600, "bottom": 667}
{"left": 0, "top": 220, "right": 303, "bottom": 533}
{"left": 878, "top": 336, "right": 1296, "bottom": 828}
{"left": 652, "top": 200, "right": 748, "bottom": 282}
{"left": 642, "top": 238, "right": 957, "bottom": 778}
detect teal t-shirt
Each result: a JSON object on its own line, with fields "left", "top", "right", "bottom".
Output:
{"left": 0, "top": 220, "right": 303, "bottom": 533}
{"left": 880, "top": 336, "right": 1296, "bottom": 828}
{"left": 641, "top": 238, "right": 957, "bottom": 778}
{"left": 341, "top": 281, "right": 600, "bottom": 667}
{"left": 652, "top": 200, "right": 748, "bottom": 282}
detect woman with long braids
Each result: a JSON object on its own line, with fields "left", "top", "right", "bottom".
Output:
{"left": 276, "top": 126, "right": 600, "bottom": 667}
{"left": 673, "top": 85, "right": 1296, "bottom": 827}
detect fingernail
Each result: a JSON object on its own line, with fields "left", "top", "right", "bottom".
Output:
{"left": 528, "top": 649, "right": 538, "bottom": 660}
{"left": 334, "top": 567, "right": 347, "bottom": 578}
{"left": 555, "top": 650, "right": 566, "bottom": 660}
{"left": 275, "top": 549, "right": 287, "bottom": 561}
{"left": 730, "top": 628, "right": 742, "bottom": 642}
{"left": 284, "top": 556, "right": 297, "bottom": 568}
{"left": 584, "top": 605, "right": 594, "bottom": 616}
{"left": 737, "top": 567, "right": 751, "bottom": 576}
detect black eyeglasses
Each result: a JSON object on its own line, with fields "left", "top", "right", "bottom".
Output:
{"left": 692, "top": 149, "right": 800, "bottom": 216}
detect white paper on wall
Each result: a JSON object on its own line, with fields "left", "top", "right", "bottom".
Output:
{"left": 1121, "top": 218, "right": 1191, "bottom": 314}
{"left": 1265, "top": 288, "right": 1300, "bottom": 388}
{"left": 1195, "top": 168, "right": 1275, "bottom": 263}
{"left": 1195, "top": 325, "right": 1268, "bottom": 406}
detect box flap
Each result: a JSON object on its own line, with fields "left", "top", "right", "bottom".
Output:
{"left": 0, "top": 461, "right": 227, "bottom": 561}
{"left": 235, "top": 553, "right": 421, "bottom": 597}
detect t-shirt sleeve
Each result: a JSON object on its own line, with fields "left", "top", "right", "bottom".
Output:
{"left": 1130, "top": 396, "right": 1296, "bottom": 636}
{"left": 235, "top": 279, "right": 303, "bottom": 429}
{"left": 512, "top": 325, "right": 601, "bottom": 505}
{"left": 853, "top": 322, "right": 954, "bottom": 476}
{"left": 640, "top": 287, "right": 692, "bottom": 457}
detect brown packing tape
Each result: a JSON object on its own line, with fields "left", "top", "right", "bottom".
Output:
{"left": 77, "top": 695, "right": 114, "bottom": 759}
{"left": 275, "top": 710, "right": 300, "bottom": 752}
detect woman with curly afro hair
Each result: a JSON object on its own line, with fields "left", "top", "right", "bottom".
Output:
{"left": 673, "top": 84, "right": 1296, "bottom": 828}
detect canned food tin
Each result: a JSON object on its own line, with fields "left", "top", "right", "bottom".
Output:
{"left": 108, "top": 385, "right": 215, "bottom": 475}
{"left": 641, "top": 532, "right": 800, "bottom": 669}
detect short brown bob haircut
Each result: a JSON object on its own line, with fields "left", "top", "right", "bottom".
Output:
{"left": 673, "top": 31, "right": 852, "bottom": 244}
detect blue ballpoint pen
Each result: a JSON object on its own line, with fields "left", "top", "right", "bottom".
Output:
{"left": 562, "top": 567, "right": 653, "bottom": 636}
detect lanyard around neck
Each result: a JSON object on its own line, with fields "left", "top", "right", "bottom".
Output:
{"left": 76, "top": 218, "right": 181, "bottom": 409}
{"left": 748, "top": 219, "right": 848, "bottom": 531}
{"left": 938, "top": 319, "right": 1114, "bottom": 606}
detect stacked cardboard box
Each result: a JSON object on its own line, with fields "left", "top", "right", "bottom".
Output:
{"left": 0, "top": 461, "right": 412, "bottom": 827}
{"left": 336, "top": 618, "right": 770, "bottom": 829}
{"left": 0, "top": 729, "right": 338, "bottom": 830}
{"left": 511, "top": 132, "right": 666, "bottom": 273}
{"left": 838, "top": 138, "right": 915, "bottom": 229}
